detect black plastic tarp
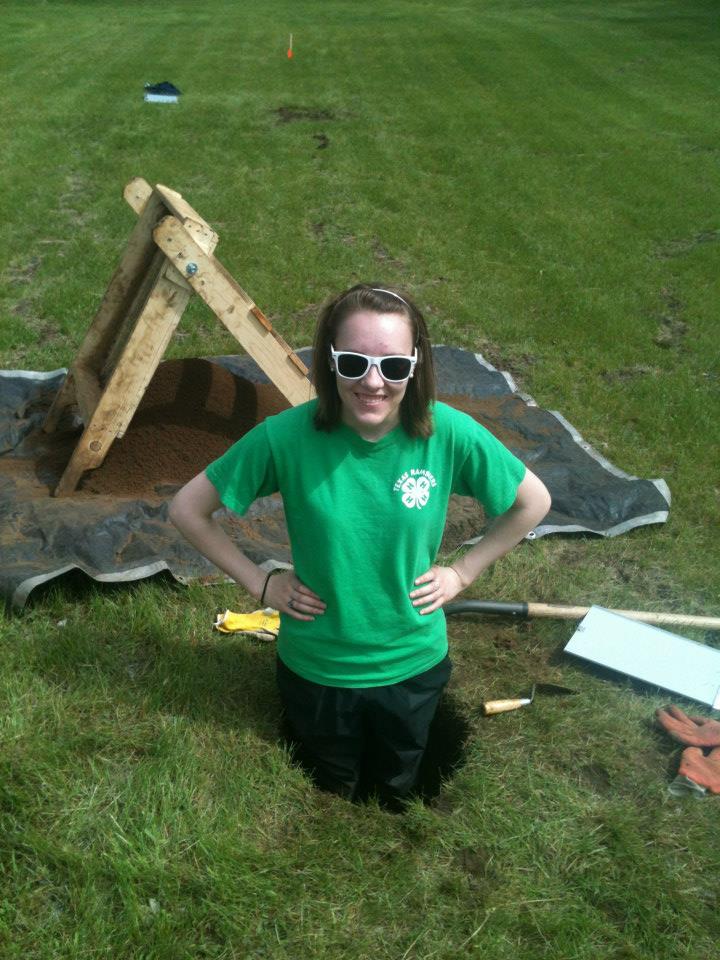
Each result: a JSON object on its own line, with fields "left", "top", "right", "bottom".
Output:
{"left": 0, "top": 348, "right": 670, "bottom": 607}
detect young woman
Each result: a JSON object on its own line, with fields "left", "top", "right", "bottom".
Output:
{"left": 169, "top": 284, "right": 551, "bottom": 805}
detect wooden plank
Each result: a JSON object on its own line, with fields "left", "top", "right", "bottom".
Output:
{"left": 43, "top": 370, "right": 78, "bottom": 433}
{"left": 126, "top": 182, "right": 217, "bottom": 255}
{"left": 123, "top": 177, "right": 153, "bottom": 215}
{"left": 97, "top": 218, "right": 220, "bottom": 380}
{"left": 125, "top": 181, "right": 216, "bottom": 252}
{"left": 153, "top": 216, "right": 315, "bottom": 406}
{"left": 94, "top": 272, "right": 192, "bottom": 441}
{"left": 179, "top": 217, "right": 218, "bottom": 256}
{"left": 53, "top": 441, "right": 104, "bottom": 498}
{"left": 53, "top": 271, "right": 191, "bottom": 495}
{"left": 100, "top": 246, "right": 166, "bottom": 381}
{"left": 48, "top": 179, "right": 230, "bottom": 490}
{"left": 74, "top": 190, "right": 169, "bottom": 371}
{"left": 46, "top": 180, "right": 218, "bottom": 423}
{"left": 44, "top": 186, "right": 167, "bottom": 435}
{"left": 154, "top": 184, "right": 218, "bottom": 251}
{"left": 161, "top": 257, "right": 192, "bottom": 289}
{"left": 72, "top": 364, "right": 103, "bottom": 424}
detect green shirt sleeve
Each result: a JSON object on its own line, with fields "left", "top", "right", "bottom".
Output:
{"left": 204, "top": 421, "right": 279, "bottom": 516}
{"left": 443, "top": 404, "right": 526, "bottom": 516}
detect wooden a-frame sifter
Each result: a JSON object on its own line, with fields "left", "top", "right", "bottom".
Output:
{"left": 43, "top": 177, "right": 315, "bottom": 496}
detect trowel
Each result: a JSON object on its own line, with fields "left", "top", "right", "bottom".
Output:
{"left": 481, "top": 682, "right": 577, "bottom": 716}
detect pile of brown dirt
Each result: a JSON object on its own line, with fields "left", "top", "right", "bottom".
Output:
{"left": 80, "top": 359, "right": 290, "bottom": 496}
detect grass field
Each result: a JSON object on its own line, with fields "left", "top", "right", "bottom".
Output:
{"left": 2, "top": 1, "right": 720, "bottom": 957}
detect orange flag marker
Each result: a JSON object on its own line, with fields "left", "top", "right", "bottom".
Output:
{"left": 287, "top": 33, "right": 293, "bottom": 59}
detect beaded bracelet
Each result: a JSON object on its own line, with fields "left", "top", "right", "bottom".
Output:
{"left": 259, "top": 568, "right": 283, "bottom": 607}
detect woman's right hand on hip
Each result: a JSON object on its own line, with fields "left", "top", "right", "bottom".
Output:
{"left": 265, "top": 571, "right": 327, "bottom": 621}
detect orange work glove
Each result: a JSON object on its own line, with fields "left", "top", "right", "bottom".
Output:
{"left": 678, "top": 747, "right": 720, "bottom": 794}
{"left": 656, "top": 705, "right": 720, "bottom": 748}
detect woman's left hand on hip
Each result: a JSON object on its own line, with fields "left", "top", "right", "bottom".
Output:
{"left": 409, "top": 565, "right": 464, "bottom": 615}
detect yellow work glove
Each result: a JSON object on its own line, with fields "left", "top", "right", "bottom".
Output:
{"left": 213, "top": 609, "right": 280, "bottom": 640}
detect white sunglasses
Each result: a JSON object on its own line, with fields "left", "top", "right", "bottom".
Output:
{"left": 330, "top": 346, "right": 418, "bottom": 383}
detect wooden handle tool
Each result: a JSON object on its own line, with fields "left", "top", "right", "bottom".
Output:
{"left": 482, "top": 684, "right": 536, "bottom": 716}
{"left": 444, "top": 600, "right": 720, "bottom": 631}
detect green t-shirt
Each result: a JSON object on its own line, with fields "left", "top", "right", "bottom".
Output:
{"left": 206, "top": 400, "right": 525, "bottom": 687}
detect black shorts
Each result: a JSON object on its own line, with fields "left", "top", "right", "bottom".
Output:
{"left": 276, "top": 654, "right": 452, "bottom": 804}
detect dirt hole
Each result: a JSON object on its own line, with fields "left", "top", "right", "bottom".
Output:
{"left": 415, "top": 691, "right": 471, "bottom": 801}
{"left": 279, "top": 690, "right": 471, "bottom": 810}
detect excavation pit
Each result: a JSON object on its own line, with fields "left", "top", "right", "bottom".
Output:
{"left": 279, "top": 690, "right": 471, "bottom": 810}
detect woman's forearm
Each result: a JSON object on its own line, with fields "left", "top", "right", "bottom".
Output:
{"left": 451, "top": 507, "right": 536, "bottom": 587}
{"left": 171, "top": 512, "right": 266, "bottom": 598}
{"left": 168, "top": 474, "right": 266, "bottom": 598}
{"left": 451, "top": 470, "right": 551, "bottom": 589}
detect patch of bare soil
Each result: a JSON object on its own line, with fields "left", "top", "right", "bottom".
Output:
{"left": 452, "top": 845, "right": 497, "bottom": 886}
{"left": 273, "top": 106, "right": 338, "bottom": 123}
{"left": 656, "top": 228, "right": 720, "bottom": 259}
{"left": 6, "top": 256, "right": 42, "bottom": 285}
{"left": 310, "top": 221, "right": 355, "bottom": 245}
{"left": 372, "top": 238, "right": 405, "bottom": 270}
{"left": 654, "top": 318, "right": 688, "bottom": 349}
{"left": 602, "top": 364, "right": 660, "bottom": 383}
{"left": 474, "top": 339, "right": 538, "bottom": 382}
{"left": 653, "top": 288, "right": 687, "bottom": 349}
{"left": 11, "top": 298, "right": 34, "bottom": 317}
{"left": 577, "top": 761, "right": 612, "bottom": 793}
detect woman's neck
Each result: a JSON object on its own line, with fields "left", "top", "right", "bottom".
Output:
{"left": 341, "top": 409, "right": 400, "bottom": 442}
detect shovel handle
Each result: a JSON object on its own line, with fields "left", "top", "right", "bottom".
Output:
{"left": 444, "top": 600, "right": 720, "bottom": 631}
{"left": 482, "top": 698, "right": 529, "bottom": 716}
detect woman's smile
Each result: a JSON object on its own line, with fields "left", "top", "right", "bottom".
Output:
{"left": 354, "top": 389, "right": 387, "bottom": 405}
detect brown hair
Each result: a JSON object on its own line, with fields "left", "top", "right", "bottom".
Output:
{"left": 311, "top": 283, "right": 436, "bottom": 438}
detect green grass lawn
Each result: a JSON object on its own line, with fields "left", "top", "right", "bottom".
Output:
{"left": 2, "top": 1, "right": 720, "bottom": 957}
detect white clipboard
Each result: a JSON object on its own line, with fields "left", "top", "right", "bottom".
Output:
{"left": 564, "top": 606, "right": 720, "bottom": 709}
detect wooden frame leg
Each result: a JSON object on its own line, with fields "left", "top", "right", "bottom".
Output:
{"left": 43, "top": 370, "right": 78, "bottom": 433}
{"left": 53, "top": 270, "right": 191, "bottom": 495}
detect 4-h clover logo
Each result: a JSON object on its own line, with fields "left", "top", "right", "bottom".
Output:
{"left": 401, "top": 475, "right": 431, "bottom": 510}
{"left": 393, "top": 468, "right": 437, "bottom": 509}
